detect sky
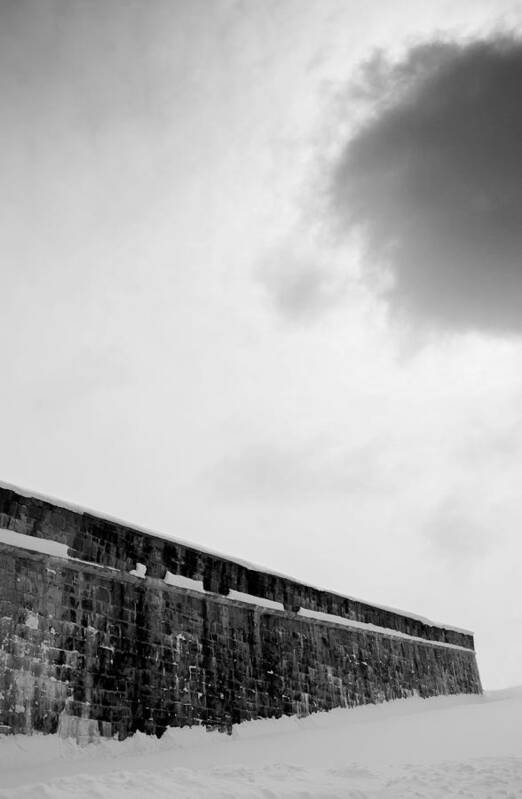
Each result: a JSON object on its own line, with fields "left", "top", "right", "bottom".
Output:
{"left": 2, "top": 0, "right": 522, "bottom": 690}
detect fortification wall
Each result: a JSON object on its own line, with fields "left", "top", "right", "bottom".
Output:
{"left": 0, "top": 484, "right": 482, "bottom": 740}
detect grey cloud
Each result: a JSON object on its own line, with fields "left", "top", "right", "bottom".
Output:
{"left": 207, "top": 438, "right": 391, "bottom": 504}
{"left": 31, "top": 350, "right": 130, "bottom": 413}
{"left": 424, "top": 494, "right": 493, "bottom": 563}
{"left": 454, "top": 408, "right": 522, "bottom": 477}
{"left": 257, "top": 243, "right": 350, "bottom": 321}
{"left": 331, "top": 34, "right": 522, "bottom": 334}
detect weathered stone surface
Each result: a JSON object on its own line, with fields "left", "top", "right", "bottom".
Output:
{"left": 0, "top": 485, "right": 482, "bottom": 739}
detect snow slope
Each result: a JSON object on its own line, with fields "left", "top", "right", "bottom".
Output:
{"left": 2, "top": 689, "right": 522, "bottom": 798}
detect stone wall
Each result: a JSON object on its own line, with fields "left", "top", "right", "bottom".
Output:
{"left": 0, "top": 484, "right": 482, "bottom": 739}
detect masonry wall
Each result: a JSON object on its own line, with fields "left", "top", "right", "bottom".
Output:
{"left": 0, "top": 485, "right": 482, "bottom": 739}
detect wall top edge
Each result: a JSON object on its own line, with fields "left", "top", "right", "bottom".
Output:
{"left": 0, "top": 479, "right": 474, "bottom": 637}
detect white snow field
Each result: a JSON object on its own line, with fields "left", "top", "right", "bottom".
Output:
{"left": 2, "top": 689, "right": 522, "bottom": 798}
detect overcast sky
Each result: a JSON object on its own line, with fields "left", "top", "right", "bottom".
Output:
{"left": 2, "top": 0, "right": 522, "bottom": 690}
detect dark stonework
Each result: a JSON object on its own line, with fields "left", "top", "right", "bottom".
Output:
{"left": 0, "top": 485, "right": 482, "bottom": 739}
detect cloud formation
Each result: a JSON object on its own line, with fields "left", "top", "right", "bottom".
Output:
{"left": 209, "top": 438, "right": 391, "bottom": 504}
{"left": 424, "top": 493, "right": 492, "bottom": 564}
{"left": 257, "top": 240, "right": 350, "bottom": 321}
{"left": 331, "top": 35, "right": 522, "bottom": 334}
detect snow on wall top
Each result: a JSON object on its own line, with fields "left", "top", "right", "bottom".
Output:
{"left": 0, "top": 528, "right": 69, "bottom": 559}
{"left": 0, "top": 479, "right": 473, "bottom": 636}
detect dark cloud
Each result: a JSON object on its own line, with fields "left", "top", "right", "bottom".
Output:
{"left": 331, "top": 35, "right": 522, "bottom": 334}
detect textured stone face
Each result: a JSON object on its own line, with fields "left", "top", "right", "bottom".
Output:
{"left": 0, "top": 486, "right": 482, "bottom": 739}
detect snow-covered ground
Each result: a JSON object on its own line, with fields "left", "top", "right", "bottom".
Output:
{"left": 2, "top": 689, "right": 522, "bottom": 798}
